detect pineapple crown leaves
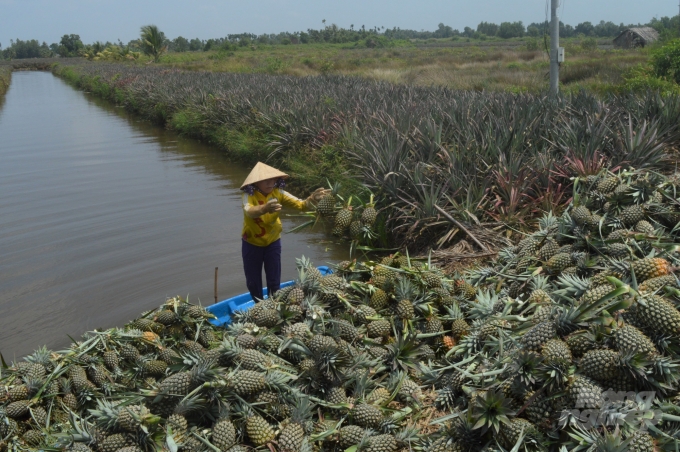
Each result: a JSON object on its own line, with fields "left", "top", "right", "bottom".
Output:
{"left": 88, "top": 398, "right": 125, "bottom": 430}
{"left": 384, "top": 333, "right": 428, "bottom": 372}
{"left": 470, "top": 389, "right": 515, "bottom": 434}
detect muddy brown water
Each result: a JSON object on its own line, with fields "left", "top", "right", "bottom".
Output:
{"left": 0, "top": 71, "right": 348, "bottom": 358}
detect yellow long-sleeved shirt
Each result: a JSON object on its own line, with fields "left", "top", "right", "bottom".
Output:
{"left": 242, "top": 188, "right": 309, "bottom": 246}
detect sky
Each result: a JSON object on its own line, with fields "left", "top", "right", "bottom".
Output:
{"left": 1, "top": 0, "right": 678, "bottom": 46}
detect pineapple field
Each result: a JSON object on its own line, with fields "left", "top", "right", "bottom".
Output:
{"left": 45, "top": 59, "right": 680, "bottom": 253}
{"left": 4, "top": 169, "right": 680, "bottom": 451}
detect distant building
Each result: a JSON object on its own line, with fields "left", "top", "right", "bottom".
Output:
{"left": 613, "top": 27, "right": 660, "bottom": 48}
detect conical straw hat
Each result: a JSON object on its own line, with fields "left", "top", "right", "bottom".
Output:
{"left": 240, "top": 162, "right": 289, "bottom": 189}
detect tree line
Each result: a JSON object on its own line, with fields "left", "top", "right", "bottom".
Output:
{"left": 2, "top": 15, "right": 679, "bottom": 60}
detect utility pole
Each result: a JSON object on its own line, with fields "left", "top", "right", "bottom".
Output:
{"left": 549, "top": 0, "right": 563, "bottom": 95}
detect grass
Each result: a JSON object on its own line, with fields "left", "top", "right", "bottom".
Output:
{"left": 144, "top": 37, "right": 648, "bottom": 93}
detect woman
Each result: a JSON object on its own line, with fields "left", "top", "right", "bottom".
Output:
{"left": 240, "top": 162, "right": 328, "bottom": 301}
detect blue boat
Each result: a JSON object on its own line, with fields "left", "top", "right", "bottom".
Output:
{"left": 206, "top": 266, "right": 333, "bottom": 327}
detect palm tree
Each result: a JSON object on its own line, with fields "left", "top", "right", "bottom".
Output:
{"left": 140, "top": 25, "right": 167, "bottom": 63}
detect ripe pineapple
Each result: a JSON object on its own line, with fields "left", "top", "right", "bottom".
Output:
{"left": 394, "top": 278, "right": 416, "bottom": 320}
{"left": 597, "top": 176, "right": 619, "bottom": 194}
{"left": 630, "top": 257, "right": 673, "bottom": 281}
{"left": 541, "top": 338, "right": 572, "bottom": 364}
{"left": 230, "top": 370, "right": 266, "bottom": 395}
{"left": 638, "top": 274, "right": 677, "bottom": 293}
{"left": 338, "top": 425, "right": 367, "bottom": 449}
{"left": 6, "top": 400, "right": 30, "bottom": 419}
{"left": 635, "top": 220, "right": 655, "bottom": 234}
{"left": 545, "top": 252, "right": 573, "bottom": 273}
{"left": 538, "top": 237, "right": 559, "bottom": 261}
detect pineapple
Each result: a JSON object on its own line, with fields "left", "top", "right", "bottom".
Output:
{"left": 212, "top": 419, "right": 236, "bottom": 450}
{"left": 98, "top": 433, "right": 135, "bottom": 452}
{"left": 102, "top": 351, "right": 120, "bottom": 372}
{"left": 450, "top": 319, "right": 470, "bottom": 338}
{"left": 635, "top": 220, "right": 655, "bottom": 234}
{"left": 316, "top": 184, "right": 338, "bottom": 217}
{"left": 635, "top": 295, "right": 680, "bottom": 335}
{"left": 279, "top": 398, "right": 312, "bottom": 452}
{"left": 612, "top": 324, "right": 657, "bottom": 358}
{"left": 367, "top": 434, "right": 397, "bottom": 452}
{"left": 246, "top": 414, "right": 276, "bottom": 446}
{"left": 367, "top": 320, "right": 391, "bottom": 338}
{"left": 571, "top": 206, "right": 591, "bottom": 226}
{"left": 580, "top": 349, "right": 621, "bottom": 381}
{"left": 370, "top": 288, "right": 389, "bottom": 310}
{"left": 338, "top": 425, "right": 367, "bottom": 449}
{"left": 638, "top": 274, "right": 677, "bottom": 293}
{"left": 350, "top": 403, "right": 382, "bottom": 428}
{"left": 361, "top": 195, "right": 377, "bottom": 227}
{"left": 597, "top": 176, "right": 619, "bottom": 193}
{"left": 521, "top": 322, "right": 556, "bottom": 351}
{"left": 619, "top": 204, "right": 645, "bottom": 226}
{"left": 541, "top": 338, "right": 572, "bottom": 364}
{"left": 287, "top": 287, "right": 305, "bottom": 305}
{"left": 631, "top": 257, "right": 673, "bottom": 281}
{"left": 394, "top": 278, "right": 416, "bottom": 320}
{"left": 538, "top": 237, "right": 559, "bottom": 261}
{"left": 545, "top": 253, "right": 573, "bottom": 272}
{"left": 230, "top": 370, "right": 266, "bottom": 395}
{"left": 568, "top": 375, "right": 603, "bottom": 409}
{"left": 6, "top": 400, "right": 30, "bottom": 419}
{"left": 499, "top": 418, "right": 543, "bottom": 451}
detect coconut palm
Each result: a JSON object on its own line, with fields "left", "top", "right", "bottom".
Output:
{"left": 139, "top": 25, "right": 167, "bottom": 63}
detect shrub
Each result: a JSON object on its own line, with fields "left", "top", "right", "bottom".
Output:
{"left": 581, "top": 37, "right": 598, "bottom": 51}
{"left": 651, "top": 39, "right": 680, "bottom": 83}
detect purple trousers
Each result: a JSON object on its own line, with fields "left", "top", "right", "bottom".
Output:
{"left": 242, "top": 239, "right": 282, "bottom": 301}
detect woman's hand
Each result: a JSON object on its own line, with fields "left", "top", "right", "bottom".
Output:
{"left": 309, "top": 188, "right": 330, "bottom": 202}
{"left": 261, "top": 198, "right": 282, "bottom": 214}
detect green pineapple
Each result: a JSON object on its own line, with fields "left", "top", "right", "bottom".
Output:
{"left": 370, "top": 288, "right": 389, "bottom": 310}
{"left": 597, "top": 176, "right": 619, "bottom": 194}
{"left": 571, "top": 206, "right": 591, "bottom": 226}
{"left": 22, "top": 429, "right": 43, "bottom": 447}
{"left": 568, "top": 375, "right": 603, "bottom": 409}
{"left": 612, "top": 324, "right": 657, "bottom": 358}
{"left": 367, "top": 434, "right": 397, "bottom": 452}
{"left": 6, "top": 400, "right": 30, "bottom": 419}
{"left": 627, "top": 431, "right": 655, "bottom": 452}
{"left": 635, "top": 220, "right": 655, "bottom": 234}
{"left": 541, "top": 338, "right": 572, "bottom": 364}
{"left": 521, "top": 322, "right": 556, "bottom": 351}
{"left": 316, "top": 184, "right": 338, "bottom": 217}
{"left": 635, "top": 295, "right": 680, "bottom": 335}
{"left": 394, "top": 278, "right": 415, "bottom": 320}
{"left": 638, "top": 274, "right": 677, "bottom": 293}
{"left": 367, "top": 320, "right": 391, "bottom": 338}
{"left": 98, "top": 433, "right": 134, "bottom": 452}
{"left": 366, "top": 387, "right": 391, "bottom": 406}
{"left": 619, "top": 204, "right": 645, "bottom": 226}
{"left": 279, "top": 398, "right": 313, "bottom": 452}
{"left": 246, "top": 414, "right": 276, "bottom": 446}
{"left": 325, "top": 386, "right": 347, "bottom": 405}
{"left": 338, "top": 425, "right": 367, "bottom": 449}
{"left": 580, "top": 349, "right": 621, "bottom": 381}
{"left": 545, "top": 253, "right": 573, "bottom": 272}
{"left": 450, "top": 319, "right": 470, "bottom": 338}
{"left": 230, "top": 370, "right": 266, "bottom": 395}
{"left": 499, "top": 418, "right": 543, "bottom": 451}
{"left": 361, "top": 196, "right": 377, "bottom": 227}
{"left": 287, "top": 287, "right": 305, "bottom": 305}
{"left": 350, "top": 403, "right": 382, "bottom": 428}
{"left": 538, "top": 237, "right": 560, "bottom": 261}
{"left": 154, "top": 309, "right": 179, "bottom": 325}
{"left": 212, "top": 419, "right": 236, "bottom": 451}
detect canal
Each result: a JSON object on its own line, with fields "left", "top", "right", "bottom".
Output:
{"left": 0, "top": 71, "right": 347, "bottom": 358}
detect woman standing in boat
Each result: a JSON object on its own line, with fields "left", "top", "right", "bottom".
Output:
{"left": 240, "top": 162, "right": 328, "bottom": 301}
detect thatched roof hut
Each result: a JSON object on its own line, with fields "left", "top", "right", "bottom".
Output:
{"left": 613, "top": 27, "right": 659, "bottom": 48}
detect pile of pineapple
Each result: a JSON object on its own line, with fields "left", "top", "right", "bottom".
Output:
{"left": 315, "top": 187, "right": 378, "bottom": 244}
{"left": 3, "top": 168, "right": 680, "bottom": 452}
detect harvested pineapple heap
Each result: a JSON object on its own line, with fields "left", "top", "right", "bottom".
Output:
{"left": 3, "top": 168, "right": 680, "bottom": 452}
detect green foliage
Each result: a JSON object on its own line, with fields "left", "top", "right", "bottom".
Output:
{"left": 580, "top": 37, "right": 598, "bottom": 51}
{"left": 59, "top": 34, "right": 83, "bottom": 57}
{"left": 1, "top": 39, "right": 52, "bottom": 59}
{"left": 139, "top": 25, "right": 167, "bottom": 63}
{"left": 621, "top": 64, "right": 680, "bottom": 95}
{"left": 0, "top": 66, "right": 11, "bottom": 97}
{"left": 651, "top": 39, "right": 680, "bottom": 84}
